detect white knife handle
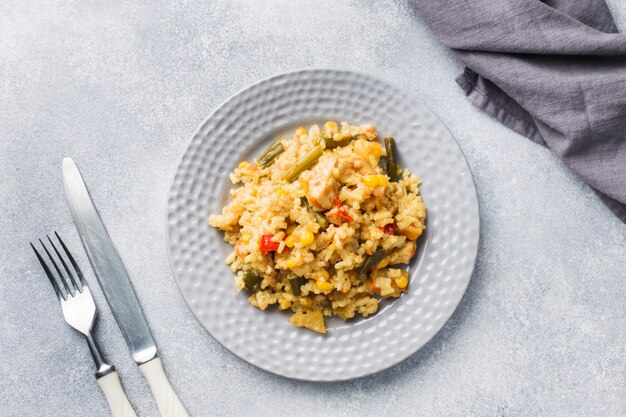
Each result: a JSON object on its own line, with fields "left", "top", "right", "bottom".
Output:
{"left": 97, "top": 371, "right": 138, "bottom": 417}
{"left": 139, "top": 357, "right": 189, "bottom": 417}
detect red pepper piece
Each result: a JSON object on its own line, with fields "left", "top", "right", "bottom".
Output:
{"left": 335, "top": 196, "right": 353, "bottom": 223}
{"left": 380, "top": 223, "right": 395, "bottom": 235}
{"left": 260, "top": 234, "right": 280, "bottom": 252}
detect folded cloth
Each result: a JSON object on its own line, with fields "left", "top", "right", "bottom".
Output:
{"left": 411, "top": 0, "right": 626, "bottom": 222}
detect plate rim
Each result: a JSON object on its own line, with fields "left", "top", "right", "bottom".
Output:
{"left": 165, "top": 68, "right": 481, "bottom": 382}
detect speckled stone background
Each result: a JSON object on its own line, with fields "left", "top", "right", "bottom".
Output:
{"left": 1, "top": 1, "right": 625, "bottom": 416}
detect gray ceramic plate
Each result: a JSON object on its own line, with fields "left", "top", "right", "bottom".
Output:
{"left": 166, "top": 69, "right": 479, "bottom": 381}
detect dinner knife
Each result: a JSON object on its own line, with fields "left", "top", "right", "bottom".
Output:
{"left": 62, "top": 158, "right": 189, "bottom": 417}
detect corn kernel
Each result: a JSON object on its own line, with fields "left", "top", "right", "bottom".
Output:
{"left": 312, "top": 269, "right": 330, "bottom": 281}
{"left": 318, "top": 269, "right": 330, "bottom": 281}
{"left": 285, "top": 235, "right": 298, "bottom": 248}
{"left": 284, "top": 258, "right": 299, "bottom": 268}
{"left": 362, "top": 175, "right": 389, "bottom": 188}
{"left": 316, "top": 280, "right": 333, "bottom": 292}
{"left": 300, "top": 230, "right": 315, "bottom": 246}
{"left": 395, "top": 276, "right": 409, "bottom": 289}
{"left": 323, "top": 121, "right": 339, "bottom": 135}
{"left": 300, "top": 179, "right": 309, "bottom": 194}
{"left": 238, "top": 161, "right": 251, "bottom": 170}
{"left": 279, "top": 299, "right": 292, "bottom": 310}
{"left": 362, "top": 175, "right": 377, "bottom": 187}
{"left": 295, "top": 126, "right": 307, "bottom": 136}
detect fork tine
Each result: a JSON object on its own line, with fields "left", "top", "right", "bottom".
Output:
{"left": 31, "top": 242, "right": 65, "bottom": 301}
{"left": 47, "top": 235, "right": 82, "bottom": 292}
{"left": 55, "top": 231, "right": 86, "bottom": 288}
{"left": 39, "top": 238, "right": 73, "bottom": 296}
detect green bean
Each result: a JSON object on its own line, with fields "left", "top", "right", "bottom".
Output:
{"left": 242, "top": 270, "right": 263, "bottom": 292}
{"left": 284, "top": 146, "right": 323, "bottom": 182}
{"left": 289, "top": 276, "right": 306, "bottom": 296}
{"left": 256, "top": 138, "right": 284, "bottom": 168}
{"left": 324, "top": 137, "right": 351, "bottom": 149}
{"left": 358, "top": 249, "right": 388, "bottom": 280}
{"left": 384, "top": 137, "right": 399, "bottom": 182}
{"left": 301, "top": 198, "right": 329, "bottom": 228}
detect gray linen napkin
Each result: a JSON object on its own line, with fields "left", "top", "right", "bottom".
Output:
{"left": 411, "top": 0, "right": 626, "bottom": 222}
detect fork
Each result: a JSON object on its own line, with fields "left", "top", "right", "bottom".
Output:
{"left": 31, "top": 232, "right": 138, "bottom": 417}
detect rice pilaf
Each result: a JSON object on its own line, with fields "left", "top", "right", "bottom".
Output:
{"left": 208, "top": 122, "right": 426, "bottom": 333}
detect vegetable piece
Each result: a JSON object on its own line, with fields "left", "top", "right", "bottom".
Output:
{"left": 284, "top": 146, "right": 323, "bottom": 182}
{"left": 260, "top": 234, "right": 280, "bottom": 252}
{"left": 289, "top": 311, "right": 326, "bottom": 334}
{"left": 379, "top": 223, "right": 395, "bottom": 235}
{"left": 256, "top": 138, "right": 285, "bottom": 168}
{"left": 395, "top": 276, "right": 409, "bottom": 289}
{"left": 384, "top": 137, "right": 399, "bottom": 182}
{"left": 358, "top": 248, "right": 388, "bottom": 280}
{"left": 285, "top": 234, "right": 298, "bottom": 248}
{"left": 284, "top": 258, "right": 300, "bottom": 269}
{"left": 316, "top": 279, "right": 333, "bottom": 292}
{"left": 362, "top": 175, "right": 389, "bottom": 188}
{"left": 323, "top": 121, "right": 339, "bottom": 136}
{"left": 334, "top": 196, "right": 353, "bottom": 223}
{"left": 300, "top": 230, "right": 315, "bottom": 246}
{"left": 242, "top": 271, "right": 263, "bottom": 292}
{"left": 316, "top": 269, "right": 330, "bottom": 281}
{"left": 399, "top": 225, "right": 423, "bottom": 240}
{"left": 370, "top": 268, "right": 408, "bottom": 297}
{"left": 301, "top": 198, "right": 329, "bottom": 228}
{"left": 324, "top": 137, "right": 350, "bottom": 149}
{"left": 289, "top": 276, "right": 306, "bottom": 296}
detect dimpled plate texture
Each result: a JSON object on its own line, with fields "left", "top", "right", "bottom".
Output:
{"left": 166, "top": 69, "right": 480, "bottom": 381}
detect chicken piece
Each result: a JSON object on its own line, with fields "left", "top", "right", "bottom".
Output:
{"left": 324, "top": 207, "right": 342, "bottom": 226}
{"left": 306, "top": 153, "right": 338, "bottom": 210}
{"left": 395, "top": 193, "right": 427, "bottom": 240}
{"left": 339, "top": 153, "right": 375, "bottom": 186}
{"left": 353, "top": 139, "right": 383, "bottom": 168}
{"left": 387, "top": 241, "right": 417, "bottom": 265}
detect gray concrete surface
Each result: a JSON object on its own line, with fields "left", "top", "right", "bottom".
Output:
{"left": 1, "top": 1, "right": 625, "bottom": 416}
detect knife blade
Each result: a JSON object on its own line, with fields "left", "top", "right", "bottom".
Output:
{"left": 62, "top": 157, "right": 189, "bottom": 417}
{"left": 62, "top": 157, "right": 157, "bottom": 365}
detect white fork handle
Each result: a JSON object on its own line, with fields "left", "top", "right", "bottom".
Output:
{"left": 97, "top": 371, "right": 138, "bottom": 417}
{"left": 139, "top": 357, "right": 190, "bottom": 417}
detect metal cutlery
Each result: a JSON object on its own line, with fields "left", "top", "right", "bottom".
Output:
{"left": 62, "top": 157, "right": 189, "bottom": 417}
{"left": 31, "top": 233, "right": 138, "bottom": 417}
